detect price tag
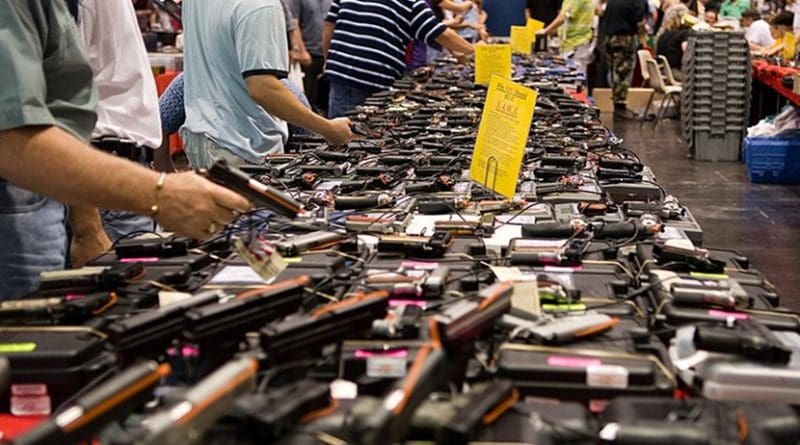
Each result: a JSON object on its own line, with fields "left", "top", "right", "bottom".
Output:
{"left": 233, "top": 237, "right": 287, "bottom": 283}
{"left": 586, "top": 364, "right": 629, "bottom": 388}
{"left": 367, "top": 356, "right": 407, "bottom": 378}
{"left": 469, "top": 75, "right": 537, "bottom": 198}
{"left": 474, "top": 44, "right": 512, "bottom": 86}
{"left": 510, "top": 26, "right": 534, "bottom": 54}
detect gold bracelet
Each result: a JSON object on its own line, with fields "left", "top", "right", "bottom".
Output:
{"left": 150, "top": 172, "right": 167, "bottom": 218}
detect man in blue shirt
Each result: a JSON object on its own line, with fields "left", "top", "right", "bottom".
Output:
{"left": 323, "top": 0, "right": 476, "bottom": 117}
{"left": 182, "top": 0, "right": 354, "bottom": 169}
{"left": 0, "top": 0, "right": 251, "bottom": 299}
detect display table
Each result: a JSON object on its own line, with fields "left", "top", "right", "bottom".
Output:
{"left": 752, "top": 60, "right": 800, "bottom": 106}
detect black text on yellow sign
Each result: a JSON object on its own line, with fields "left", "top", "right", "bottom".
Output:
{"left": 469, "top": 75, "right": 538, "bottom": 199}
{"left": 474, "top": 44, "right": 512, "bottom": 86}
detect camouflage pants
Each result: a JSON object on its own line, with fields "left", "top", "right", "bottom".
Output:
{"left": 604, "top": 35, "right": 638, "bottom": 105}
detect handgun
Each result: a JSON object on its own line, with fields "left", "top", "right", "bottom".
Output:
{"left": 670, "top": 280, "right": 749, "bottom": 308}
{"left": 372, "top": 303, "right": 425, "bottom": 339}
{"left": 261, "top": 290, "right": 390, "bottom": 362}
{"left": 37, "top": 264, "right": 144, "bottom": 294}
{"left": 345, "top": 319, "right": 448, "bottom": 445}
{"left": 435, "top": 281, "right": 514, "bottom": 345}
{"left": 500, "top": 312, "right": 620, "bottom": 345}
{"left": 206, "top": 159, "right": 303, "bottom": 218}
{"left": 275, "top": 231, "right": 347, "bottom": 257}
{"left": 104, "top": 290, "right": 225, "bottom": 360}
{"left": 0, "top": 293, "right": 116, "bottom": 325}
{"left": 364, "top": 265, "right": 450, "bottom": 299}
{"left": 230, "top": 379, "right": 332, "bottom": 440}
{"left": 133, "top": 356, "right": 258, "bottom": 445}
{"left": 508, "top": 238, "right": 583, "bottom": 266}
{"left": 184, "top": 276, "right": 309, "bottom": 344}
{"left": 335, "top": 194, "right": 394, "bottom": 211}
{"left": 378, "top": 232, "right": 453, "bottom": 259}
{"left": 114, "top": 236, "right": 191, "bottom": 259}
{"left": 522, "top": 217, "right": 662, "bottom": 240}
{"left": 411, "top": 380, "right": 518, "bottom": 444}
{"left": 652, "top": 240, "right": 726, "bottom": 274}
{"left": 15, "top": 361, "right": 170, "bottom": 445}
{"left": 434, "top": 215, "right": 495, "bottom": 236}
{"left": 598, "top": 158, "right": 644, "bottom": 172}
{"left": 693, "top": 319, "right": 793, "bottom": 364}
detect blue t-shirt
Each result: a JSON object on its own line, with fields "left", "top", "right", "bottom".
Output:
{"left": 183, "top": 0, "right": 290, "bottom": 162}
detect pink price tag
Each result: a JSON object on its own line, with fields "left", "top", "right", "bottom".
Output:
{"left": 388, "top": 299, "right": 428, "bottom": 308}
{"left": 547, "top": 356, "right": 603, "bottom": 368}
{"left": 354, "top": 349, "right": 409, "bottom": 359}
{"left": 708, "top": 309, "right": 749, "bottom": 320}
{"left": 119, "top": 257, "right": 160, "bottom": 263}
{"left": 400, "top": 260, "right": 440, "bottom": 271}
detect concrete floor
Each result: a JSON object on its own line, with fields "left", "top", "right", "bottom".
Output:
{"left": 604, "top": 116, "right": 800, "bottom": 310}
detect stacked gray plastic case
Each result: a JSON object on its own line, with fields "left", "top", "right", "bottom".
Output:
{"left": 681, "top": 31, "right": 752, "bottom": 161}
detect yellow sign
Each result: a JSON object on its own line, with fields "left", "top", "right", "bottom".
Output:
{"left": 785, "top": 32, "right": 796, "bottom": 60}
{"left": 510, "top": 26, "right": 533, "bottom": 54}
{"left": 469, "top": 75, "right": 538, "bottom": 198}
{"left": 527, "top": 18, "right": 545, "bottom": 34}
{"left": 474, "top": 44, "right": 512, "bottom": 86}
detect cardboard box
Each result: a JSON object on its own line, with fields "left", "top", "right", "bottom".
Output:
{"left": 593, "top": 88, "right": 656, "bottom": 112}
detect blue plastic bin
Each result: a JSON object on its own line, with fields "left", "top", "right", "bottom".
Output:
{"left": 743, "top": 135, "right": 800, "bottom": 184}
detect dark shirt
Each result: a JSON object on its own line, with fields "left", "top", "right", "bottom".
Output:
{"left": 602, "top": 0, "right": 645, "bottom": 36}
{"left": 527, "top": 0, "right": 564, "bottom": 25}
{"left": 657, "top": 28, "right": 689, "bottom": 69}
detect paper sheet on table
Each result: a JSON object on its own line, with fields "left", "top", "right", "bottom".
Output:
{"left": 208, "top": 265, "right": 267, "bottom": 285}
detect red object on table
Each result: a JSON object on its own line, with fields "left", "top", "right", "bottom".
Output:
{"left": 752, "top": 60, "right": 800, "bottom": 107}
{"left": 0, "top": 414, "right": 46, "bottom": 441}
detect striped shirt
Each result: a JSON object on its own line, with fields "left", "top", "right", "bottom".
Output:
{"left": 325, "top": 0, "right": 446, "bottom": 89}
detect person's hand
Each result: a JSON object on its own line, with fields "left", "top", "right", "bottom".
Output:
{"left": 155, "top": 172, "right": 251, "bottom": 240}
{"left": 321, "top": 117, "right": 354, "bottom": 146}
{"left": 297, "top": 49, "right": 313, "bottom": 66}
{"left": 460, "top": 0, "right": 475, "bottom": 12}
{"left": 71, "top": 225, "right": 112, "bottom": 267}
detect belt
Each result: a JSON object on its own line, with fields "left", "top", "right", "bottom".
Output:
{"left": 92, "top": 138, "right": 152, "bottom": 163}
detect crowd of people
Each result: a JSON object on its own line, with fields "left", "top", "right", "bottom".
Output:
{"left": 0, "top": 0, "right": 797, "bottom": 298}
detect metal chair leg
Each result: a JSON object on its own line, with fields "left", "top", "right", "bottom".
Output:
{"left": 654, "top": 93, "right": 668, "bottom": 128}
{"left": 640, "top": 90, "right": 655, "bottom": 126}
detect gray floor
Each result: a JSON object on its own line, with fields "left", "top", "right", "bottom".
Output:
{"left": 604, "top": 116, "right": 800, "bottom": 310}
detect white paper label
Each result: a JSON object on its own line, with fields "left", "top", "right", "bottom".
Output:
{"left": 10, "top": 384, "right": 51, "bottom": 416}
{"left": 330, "top": 379, "right": 358, "bottom": 400}
{"left": 586, "top": 365, "right": 629, "bottom": 389}
{"left": 367, "top": 356, "right": 407, "bottom": 378}
{"left": 208, "top": 265, "right": 267, "bottom": 285}
{"left": 158, "top": 291, "right": 193, "bottom": 307}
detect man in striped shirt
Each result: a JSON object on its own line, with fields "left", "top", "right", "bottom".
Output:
{"left": 323, "top": 0, "right": 475, "bottom": 117}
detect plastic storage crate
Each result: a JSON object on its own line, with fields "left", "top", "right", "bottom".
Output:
{"left": 743, "top": 135, "right": 800, "bottom": 183}
{"left": 694, "top": 130, "right": 743, "bottom": 161}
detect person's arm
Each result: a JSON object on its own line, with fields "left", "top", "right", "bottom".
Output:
{"left": 0, "top": 126, "right": 250, "bottom": 240}
{"left": 435, "top": 28, "right": 476, "bottom": 54}
{"left": 245, "top": 75, "right": 352, "bottom": 144}
{"left": 323, "top": 21, "right": 335, "bottom": 60}
{"left": 542, "top": 11, "right": 567, "bottom": 36}
{"left": 289, "top": 23, "right": 313, "bottom": 66}
{"left": 439, "top": 0, "right": 474, "bottom": 13}
{"left": 323, "top": 0, "right": 341, "bottom": 60}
